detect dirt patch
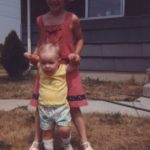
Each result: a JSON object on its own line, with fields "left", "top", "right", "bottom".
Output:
{"left": 84, "top": 77, "right": 143, "bottom": 101}
{"left": 0, "top": 75, "right": 34, "bottom": 99}
{"left": 0, "top": 107, "right": 150, "bottom": 150}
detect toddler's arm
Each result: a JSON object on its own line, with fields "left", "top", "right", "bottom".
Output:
{"left": 28, "top": 73, "right": 40, "bottom": 112}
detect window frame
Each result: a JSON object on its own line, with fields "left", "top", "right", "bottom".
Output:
{"left": 81, "top": 0, "right": 125, "bottom": 20}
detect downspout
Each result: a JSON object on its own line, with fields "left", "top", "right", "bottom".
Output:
{"left": 27, "top": 0, "right": 31, "bottom": 53}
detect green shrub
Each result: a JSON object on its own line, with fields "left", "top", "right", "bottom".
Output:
{"left": 1, "top": 31, "right": 29, "bottom": 80}
{"left": 0, "top": 43, "right": 4, "bottom": 64}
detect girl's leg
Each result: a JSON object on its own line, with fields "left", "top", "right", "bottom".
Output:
{"left": 29, "top": 73, "right": 41, "bottom": 150}
{"left": 70, "top": 107, "right": 93, "bottom": 150}
{"left": 29, "top": 109, "right": 41, "bottom": 150}
{"left": 34, "top": 109, "right": 42, "bottom": 142}
{"left": 70, "top": 107, "right": 87, "bottom": 142}
{"left": 57, "top": 126, "right": 73, "bottom": 150}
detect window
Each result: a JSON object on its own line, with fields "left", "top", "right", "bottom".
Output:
{"left": 87, "top": 0, "right": 124, "bottom": 18}
{"left": 67, "top": 0, "right": 125, "bottom": 19}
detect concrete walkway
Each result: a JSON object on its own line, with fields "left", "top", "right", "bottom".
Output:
{"left": 0, "top": 97, "right": 150, "bottom": 116}
{"left": 81, "top": 97, "right": 150, "bottom": 116}
{"left": 0, "top": 99, "right": 29, "bottom": 111}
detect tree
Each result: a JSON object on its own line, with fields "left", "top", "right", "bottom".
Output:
{"left": 0, "top": 43, "right": 4, "bottom": 64}
{"left": 1, "top": 31, "right": 29, "bottom": 80}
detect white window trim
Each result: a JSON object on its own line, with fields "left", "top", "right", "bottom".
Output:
{"left": 85, "top": 0, "right": 88, "bottom": 18}
{"left": 81, "top": 0, "right": 125, "bottom": 20}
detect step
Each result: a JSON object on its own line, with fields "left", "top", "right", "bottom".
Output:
{"left": 143, "top": 83, "right": 150, "bottom": 97}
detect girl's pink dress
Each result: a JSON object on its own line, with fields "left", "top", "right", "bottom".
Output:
{"left": 31, "top": 12, "right": 88, "bottom": 107}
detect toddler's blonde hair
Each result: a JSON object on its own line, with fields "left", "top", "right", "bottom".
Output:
{"left": 39, "top": 42, "right": 60, "bottom": 58}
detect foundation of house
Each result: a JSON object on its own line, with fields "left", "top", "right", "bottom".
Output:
{"left": 80, "top": 71, "right": 149, "bottom": 84}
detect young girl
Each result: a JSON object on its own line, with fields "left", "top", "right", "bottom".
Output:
{"left": 36, "top": 42, "right": 77, "bottom": 150}
{"left": 26, "top": 0, "right": 93, "bottom": 150}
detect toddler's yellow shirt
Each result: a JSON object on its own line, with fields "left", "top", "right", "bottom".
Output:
{"left": 39, "top": 64, "right": 68, "bottom": 106}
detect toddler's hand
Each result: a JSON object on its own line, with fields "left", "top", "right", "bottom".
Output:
{"left": 27, "top": 99, "right": 38, "bottom": 112}
{"left": 68, "top": 53, "right": 80, "bottom": 64}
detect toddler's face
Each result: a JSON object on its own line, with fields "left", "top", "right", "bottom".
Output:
{"left": 40, "top": 50, "right": 60, "bottom": 76}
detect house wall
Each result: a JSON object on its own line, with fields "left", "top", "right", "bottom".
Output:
{"left": 0, "top": 0, "right": 21, "bottom": 43}
{"left": 21, "top": 0, "right": 150, "bottom": 73}
{"left": 80, "top": 15, "right": 150, "bottom": 72}
{"left": 23, "top": 15, "right": 150, "bottom": 73}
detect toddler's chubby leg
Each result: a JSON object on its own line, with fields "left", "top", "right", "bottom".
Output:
{"left": 58, "top": 126, "right": 73, "bottom": 150}
{"left": 39, "top": 105, "right": 55, "bottom": 150}
{"left": 55, "top": 104, "right": 73, "bottom": 149}
{"left": 43, "top": 139, "right": 53, "bottom": 150}
{"left": 42, "top": 130, "right": 54, "bottom": 150}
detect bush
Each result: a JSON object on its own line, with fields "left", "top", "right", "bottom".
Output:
{"left": 1, "top": 31, "right": 29, "bottom": 80}
{"left": 0, "top": 43, "right": 4, "bottom": 64}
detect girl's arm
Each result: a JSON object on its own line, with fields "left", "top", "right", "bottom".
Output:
{"left": 32, "top": 73, "right": 40, "bottom": 100}
{"left": 24, "top": 16, "right": 42, "bottom": 65}
{"left": 72, "top": 14, "right": 84, "bottom": 56}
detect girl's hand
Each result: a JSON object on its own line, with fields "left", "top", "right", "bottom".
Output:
{"left": 24, "top": 52, "right": 39, "bottom": 65}
{"left": 68, "top": 53, "right": 80, "bottom": 64}
{"left": 24, "top": 52, "right": 32, "bottom": 59}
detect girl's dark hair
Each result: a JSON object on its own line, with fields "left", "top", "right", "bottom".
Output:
{"left": 65, "top": 0, "right": 74, "bottom": 4}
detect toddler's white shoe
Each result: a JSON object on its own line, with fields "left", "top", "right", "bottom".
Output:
{"left": 29, "top": 141, "right": 39, "bottom": 150}
{"left": 81, "top": 141, "right": 94, "bottom": 150}
{"left": 63, "top": 144, "right": 73, "bottom": 150}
